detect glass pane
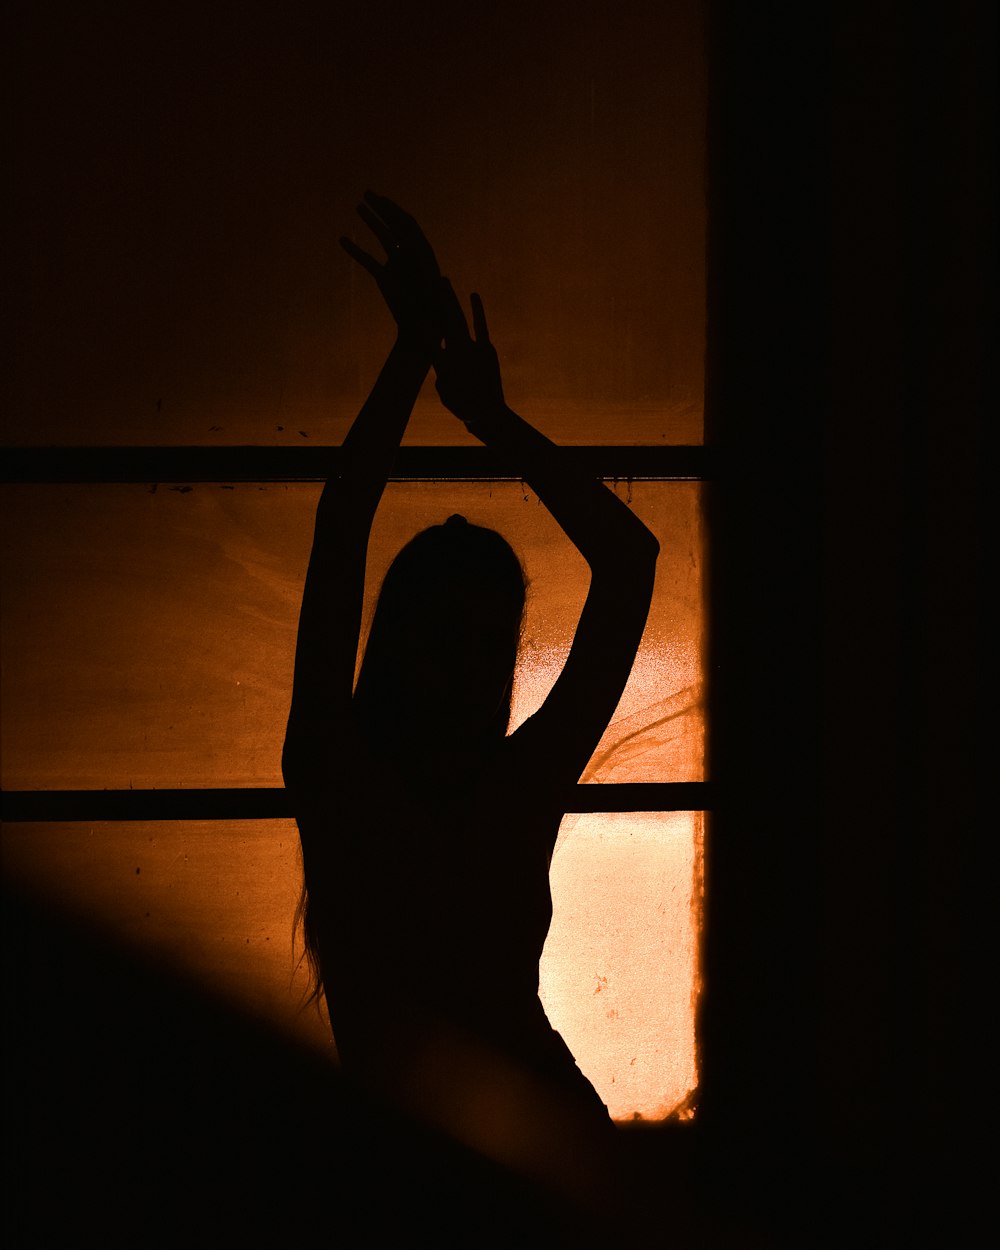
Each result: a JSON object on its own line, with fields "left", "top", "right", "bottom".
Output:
{"left": 541, "top": 811, "right": 702, "bottom": 1122}
{"left": 8, "top": 5, "right": 705, "bottom": 447}
{"left": 1, "top": 482, "right": 703, "bottom": 790}
{"left": 2, "top": 812, "right": 702, "bottom": 1121}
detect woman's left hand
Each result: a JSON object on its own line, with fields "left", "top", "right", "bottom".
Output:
{"left": 434, "top": 283, "right": 508, "bottom": 427}
{"left": 341, "top": 192, "right": 444, "bottom": 353}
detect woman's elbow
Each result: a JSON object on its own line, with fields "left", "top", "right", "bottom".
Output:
{"left": 613, "top": 522, "right": 660, "bottom": 574}
{"left": 591, "top": 537, "right": 659, "bottom": 604}
{"left": 590, "top": 516, "right": 659, "bottom": 573}
{"left": 637, "top": 525, "right": 660, "bottom": 564}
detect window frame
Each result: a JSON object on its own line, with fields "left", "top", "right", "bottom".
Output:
{"left": 1, "top": 439, "right": 711, "bottom": 1135}
{"left": 1, "top": 442, "right": 711, "bottom": 825}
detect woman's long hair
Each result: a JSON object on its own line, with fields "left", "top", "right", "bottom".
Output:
{"left": 297, "top": 515, "right": 527, "bottom": 1006}
{"left": 353, "top": 514, "right": 527, "bottom": 750}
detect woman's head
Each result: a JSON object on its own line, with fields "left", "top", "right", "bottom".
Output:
{"left": 353, "top": 516, "right": 526, "bottom": 750}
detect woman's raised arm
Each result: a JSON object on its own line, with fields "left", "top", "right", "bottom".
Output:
{"left": 282, "top": 194, "right": 443, "bottom": 785}
{"left": 434, "top": 285, "right": 660, "bottom": 784}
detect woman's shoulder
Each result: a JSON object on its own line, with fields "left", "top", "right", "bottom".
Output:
{"left": 499, "top": 712, "right": 586, "bottom": 794}
{"left": 283, "top": 713, "right": 381, "bottom": 803}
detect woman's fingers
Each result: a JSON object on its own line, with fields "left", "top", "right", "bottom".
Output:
{"left": 356, "top": 201, "right": 396, "bottom": 256}
{"left": 366, "top": 191, "right": 439, "bottom": 270}
{"left": 439, "top": 277, "right": 472, "bottom": 343}
{"left": 470, "top": 293, "right": 491, "bottom": 344}
{"left": 339, "top": 236, "right": 382, "bottom": 278}
{"left": 364, "top": 191, "right": 415, "bottom": 235}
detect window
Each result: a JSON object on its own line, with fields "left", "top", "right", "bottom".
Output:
{"left": 2, "top": 454, "right": 708, "bottom": 1121}
{"left": 4, "top": 0, "right": 708, "bottom": 1125}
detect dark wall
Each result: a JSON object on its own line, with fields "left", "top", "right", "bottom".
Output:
{"left": 5, "top": 0, "right": 706, "bottom": 447}
{"left": 703, "top": 2, "right": 989, "bottom": 1243}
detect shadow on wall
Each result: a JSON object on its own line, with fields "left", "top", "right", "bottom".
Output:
{"left": 1, "top": 884, "right": 587, "bottom": 1246}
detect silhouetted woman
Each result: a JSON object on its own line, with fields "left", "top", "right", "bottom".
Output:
{"left": 282, "top": 194, "right": 659, "bottom": 1206}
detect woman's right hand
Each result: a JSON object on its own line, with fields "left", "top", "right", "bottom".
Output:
{"left": 340, "top": 192, "right": 444, "bottom": 353}
{"left": 434, "top": 281, "right": 508, "bottom": 428}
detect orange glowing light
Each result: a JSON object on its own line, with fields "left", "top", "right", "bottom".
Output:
{"left": 1, "top": 480, "right": 704, "bottom": 1120}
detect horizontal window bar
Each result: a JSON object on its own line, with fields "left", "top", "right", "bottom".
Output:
{"left": 1, "top": 446, "right": 710, "bottom": 484}
{"left": 0, "top": 784, "right": 711, "bottom": 822}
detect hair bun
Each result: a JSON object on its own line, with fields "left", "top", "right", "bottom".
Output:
{"left": 444, "top": 513, "right": 469, "bottom": 529}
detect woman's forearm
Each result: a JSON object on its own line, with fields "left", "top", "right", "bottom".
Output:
{"left": 434, "top": 286, "right": 657, "bottom": 571}
{"left": 285, "top": 340, "right": 430, "bottom": 749}
{"left": 286, "top": 195, "right": 444, "bottom": 757}
{"left": 467, "top": 403, "right": 660, "bottom": 570}
{"left": 324, "top": 338, "right": 432, "bottom": 524}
